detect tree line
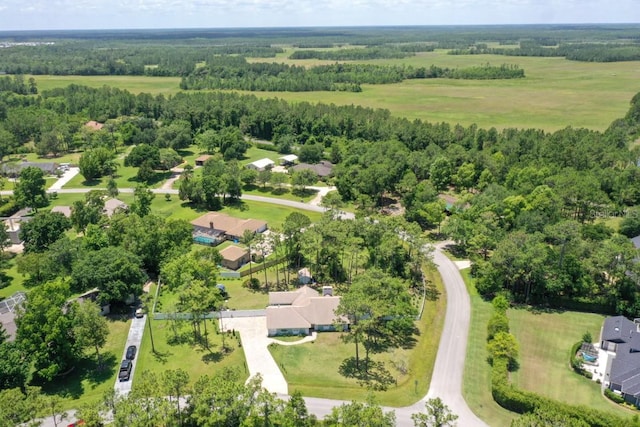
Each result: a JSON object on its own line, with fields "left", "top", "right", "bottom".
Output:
{"left": 0, "top": 43, "right": 283, "bottom": 76}
{"left": 450, "top": 41, "right": 640, "bottom": 62}
{"left": 179, "top": 59, "right": 525, "bottom": 92}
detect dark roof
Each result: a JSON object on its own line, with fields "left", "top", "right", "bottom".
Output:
{"left": 1, "top": 161, "right": 58, "bottom": 176}
{"left": 603, "top": 315, "right": 640, "bottom": 397}
{"left": 291, "top": 160, "right": 334, "bottom": 177}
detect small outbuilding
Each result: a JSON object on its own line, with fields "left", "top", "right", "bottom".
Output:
{"left": 246, "top": 158, "right": 275, "bottom": 172}
{"left": 195, "top": 155, "right": 213, "bottom": 166}
{"left": 279, "top": 154, "right": 298, "bottom": 166}
{"left": 219, "top": 245, "right": 250, "bottom": 270}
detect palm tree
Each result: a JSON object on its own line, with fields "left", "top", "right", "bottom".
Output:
{"left": 241, "top": 229, "right": 255, "bottom": 282}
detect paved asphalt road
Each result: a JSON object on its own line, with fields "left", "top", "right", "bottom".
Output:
{"left": 23, "top": 182, "right": 480, "bottom": 425}
{"left": 296, "top": 244, "right": 488, "bottom": 427}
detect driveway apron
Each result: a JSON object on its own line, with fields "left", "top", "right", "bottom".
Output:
{"left": 220, "top": 316, "right": 288, "bottom": 395}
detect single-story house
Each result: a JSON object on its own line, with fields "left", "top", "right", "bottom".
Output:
{"left": 246, "top": 158, "right": 275, "bottom": 172}
{"left": 103, "top": 198, "right": 128, "bottom": 217}
{"left": 75, "top": 288, "right": 110, "bottom": 315}
{"left": 51, "top": 205, "right": 72, "bottom": 218}
{"left": 266, "top": 285, "right": 346, "bottom": 336}
{"left": 190, "top": 212, "right": 268, "bottom": 245}
{"left": 601, "top": 315, "right": 640, "bottom": 406}
{"left": 291, "top": 160, "right": 334, "bottom": 178}
{"left": 219, "top": 245, "right": 250, "bottom": 270}
{"left": 84, "top": 120, "right": 104, "bottom": 131}
{"left": 279, "top": 154, "right": 298, "bottom": 166}
{"left": 1, "top": 161, "right": 59, "bottom": 177}
{"left": 195, "top": 155, "right": 213, "bottom": 166}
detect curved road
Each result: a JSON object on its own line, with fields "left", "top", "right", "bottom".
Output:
{"left": 22, "top": 185, "right": 483, "bottom": 426}
{"left": 298, "top": 244, "right": 487, "bottom": 426}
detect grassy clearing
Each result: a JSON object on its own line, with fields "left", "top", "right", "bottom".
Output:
{"left": 134, "top": 316, "right": 248, "bottom": 388}
{"left": 29, "top": 52, "right": 640, "bottom": 132}
{"left": 509, "top": 308, "right": 629, "bottom": 416}
{"left": 62, "top": 160, "right": 170, "bottom": 190}
{"left": 20, "top": 152, "right": 83, "bottom": 164}
{"left": 269, "top": 266, "right": 445, "bottom": 407}
{"left": 33, "top": 75, "right": 181, "bottom": 95}
{"left": 461, "top": 269, "right": 516, "bottom": 427}
{"left": 39, "top": 316, "right": 131, "bottom": 411}
{"left": 0, "top": 259, "right": 27, "bottom": 299}
{"left": 250, "top": 50, "right": 640, "bottom": 132}
{"left": 461, "top": 269, "right": 632, "bottom": 426}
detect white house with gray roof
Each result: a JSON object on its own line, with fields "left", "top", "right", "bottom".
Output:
{"left": 601, "top": 315, "right": 640, "bottom": 406}
{"left": 265, "top": 285, "right": 346, "bottom": 336}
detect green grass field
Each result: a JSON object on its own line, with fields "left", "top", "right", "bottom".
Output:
{"left": 33, "top": 75, "right": 181, "bottom": 95}
{"left": 30, "top": 51, "right": 640, "bottom": 132}
{"left": 461, "top": 269, "right": 516, "bottom": 427}
{"left": 269, "top": 267, "right": 445, "bottom": 407}
{"left": 248, "top": 50, "right": 640, "bottom": 132}
{"left": 461, "top": 268, "right": 633, "bottom": 426}
{"left": 134, "top": 316, "right": 248, "bottom": 388}
{"left": 39, "top": 316, "right": 131, "bottom": 411}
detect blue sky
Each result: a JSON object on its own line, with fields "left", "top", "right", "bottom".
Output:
{"left": 0, "top": 0, "right": 639, "bottom": 31}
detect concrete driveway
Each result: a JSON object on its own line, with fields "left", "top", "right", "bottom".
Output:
{"left": 48, "top": 167, "right": 79, "bottom": 191}
{"left": 220, "top": 316, "right": 288, "bottom": 395}
{"left": 114, "top": 313, "right": 146, "bottom": 396}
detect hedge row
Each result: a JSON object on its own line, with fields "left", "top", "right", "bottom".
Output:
{"left": 487, "top": 298, "right": 633, "bottom": 427}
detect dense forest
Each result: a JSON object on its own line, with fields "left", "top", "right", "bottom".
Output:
{"left": 1, "top": 78, "right": 640, "bottom": 317}
{"left": 1, "top": 24, "right": 639, "bottom": 81}
{"left": 450, "top": 41, "right": 640, "bottom": 62}
{"left": 179, "top": 59, "right": 524, "bottom": 92}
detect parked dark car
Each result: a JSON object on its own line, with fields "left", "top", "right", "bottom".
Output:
{"left": 126, "top": 345, "right": 137, "bottom": 360}
{"left": 118, "top": 359, "right": 132, "bottom": 382}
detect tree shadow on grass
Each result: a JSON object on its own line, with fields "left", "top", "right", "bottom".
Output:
{"left": 37, "top": 352, "right": 117, "bottom": 400}
{"left": 127, "top": 170, "right": 173, "bottom": 186}
{"left": 339, "top": 357, "right": 395, "bottom": 391}
{"left": 79, "top": 179, "right": 103, "bottom": 187}
{"left": 291, "top": 188, "right": 317, "bottom": 198}
{"left": 201, "top": 348, "right": 231, "bottom": 364}
{"left": 270, "top": 187, "right": 290, "bottom": 196}
{"left": 224, "top": 199, "right": 248, "bottom": 212}
{"left": 425, "top": 281, "right": 441, "bottom": 301}
{"left": 151, "top": 349, "right": 172, "bottom": 364}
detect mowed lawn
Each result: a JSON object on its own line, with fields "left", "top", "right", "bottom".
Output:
{"left": 40, "top": 316, "right": 131, "bottom": 411}
{"left": 461, "top": 269, "right": 633, "bottom": 426}
{"left": 509, "top": 308, "right": 625, "bottom": 415}
{"left": 269, "top": 266, "right": 446, "bottom": 407}
{"left": 462, "top": 269, "right": 516, "bottom": 427}
{"left": 134, "top": 316, "right": 248, "bottom": 388}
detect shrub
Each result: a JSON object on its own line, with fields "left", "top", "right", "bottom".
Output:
{"left": 0, "top": 198, "right": 19, "bottom": 217}
{"left": 487, "top": 312, "right": 510, "bottom": 341}
{"left": 604, "top": 388, "right": 625, "bottom": 405}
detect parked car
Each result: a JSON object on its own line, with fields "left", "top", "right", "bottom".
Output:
{"left": 67, "top": 421, "right": 85, "bottom": 427}
{"left": 126, "top": 345, "right": 137, "bottom": 360}
{"left": 135, "top": 308, "right": 144, "bottom": 318}
{"left": 118, "top": 359, "right": 132, "bottom": 382}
